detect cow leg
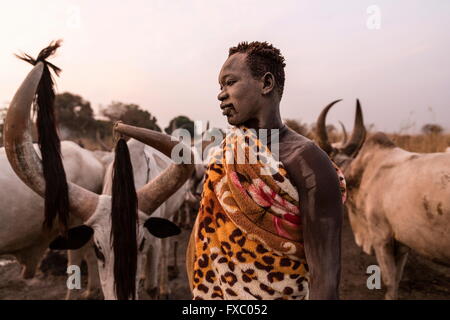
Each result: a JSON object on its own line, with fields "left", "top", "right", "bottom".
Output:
{"left": 178, "top": 206, "right": 186, "bottom": 229}
{"left": 81, "top": 242, "right": 102, "bottom": 300}
{"left": 168, "top": 240, "right": 179, "bottom": 280}
{"left": 139, "top": 245, "right": 147, "bottom": 287}
{"left": 65, "top": 248, "right": 83, "bottom": 300}
{"left": 172, "top": 207, "right": 181, "bottom": 228}
{"left": 189, "top": 204, "right": 198, "bottom": 229}
{"left": 158, "top": 238, "right": 170, "bottom": 299}
{"left": 144, "top": 242, "right": 161, "bottom": 299}
{"left": 373, "top": 238, "right": 399, "bottom": 300}
{"left": 66, "top": 244, "right": 102, "bottom": 300}
{"left": 173, "top": 240, "right": 179, "bottom": 276}
{"left": 393, "top": 241, "right": 409, "bottom": 294}
{"left": 184, "top": 203, "right": 192, "bottom": 229}
{"left": 14, "top": 242, "right": 48, "bottom": 279}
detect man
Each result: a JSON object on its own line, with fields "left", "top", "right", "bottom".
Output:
{"left": 187, "top": 41, "right": 344, "bottom": 300}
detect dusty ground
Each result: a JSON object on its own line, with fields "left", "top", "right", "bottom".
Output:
{"left": 1, "top": 213, "right": 449, "bottom": 300}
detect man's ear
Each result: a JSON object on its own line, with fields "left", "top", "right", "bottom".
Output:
{"left": 144, "top": 217, "right": 181, "bottom": 238}
{"left": 261, "top": 72, "right": 275, "bottom": 95}
{"left": 49, "top": 225, "right": 94, "bottom": 250}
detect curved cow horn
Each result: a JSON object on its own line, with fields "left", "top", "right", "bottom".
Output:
{"left": 114, "top": 123, "right": 194, "bottom": 215}
{"left": 4, "top": 63, "right": 98, "bottom": 221}
{"left": 342, "top": 99, "right": 366, "bottom": 156}
{"left": 315, "top": 99, "right": 342, "bottom": 154}
{"left": 338, "top": 121, "right": 348, "bottom": 144}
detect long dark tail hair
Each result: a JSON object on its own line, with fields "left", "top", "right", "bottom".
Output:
{"left": 111, "top": 138, "right": 138, "bottom": 300}
{"left": 16, "top": 40, "right": 70, "bottom": 236}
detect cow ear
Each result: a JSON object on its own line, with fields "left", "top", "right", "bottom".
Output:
{"left": 144, "top": 217, "right": 181, "bottom": 238}
{"left": 49, "top": 225, "right": 94, "bottom": 250}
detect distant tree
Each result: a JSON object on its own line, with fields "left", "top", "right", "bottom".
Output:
{"left": 101, "top": 102, "right": 161, "bottom": 132}
{"left": 422, "top": 123, "right": 443, "bottom": 135}
{"left": 101, "top": 101, "right": 128, "bottom": 122}
{"left": 178, "top": 122, "right": 195, "bottom": 138}
{"left": 165, "top": 115, "right": 195, "bottom": 136}
{"left": 55, "top": 92, "right": 95, "bottom": 135}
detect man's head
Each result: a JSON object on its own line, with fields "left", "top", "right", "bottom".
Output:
{"left": 218, "top": 41, "right": 286, "bottom": 127}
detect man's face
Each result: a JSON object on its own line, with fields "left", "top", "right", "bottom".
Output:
{"left": 218, "top": 53, "right": 262, "bottom": 126}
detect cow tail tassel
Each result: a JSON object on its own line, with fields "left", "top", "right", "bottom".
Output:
{"left": 111, "top": 135, "right": 138, "bottom": 300}
{"left": 15, "top": 40, "right": 70, "bottom": 237}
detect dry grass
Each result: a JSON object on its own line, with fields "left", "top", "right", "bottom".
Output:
{"left": 284, "top": 119, "right": 450, "bottom": 154}
{"left": 388, "top": 133, "right": 450, "bottom": 153}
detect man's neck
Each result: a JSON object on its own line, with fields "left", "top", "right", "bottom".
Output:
{"left": 243, "top": 105, "right": 283, "bottom": 130}
{"left": 256, "top": 116, "right": 283, "bottom": 130}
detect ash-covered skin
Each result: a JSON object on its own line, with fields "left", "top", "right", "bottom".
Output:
{"left": 276, "top": 126, "right": 343, "bottom": 300}
{"left": 216, "top": 43, "right": 343, "bottom": 299}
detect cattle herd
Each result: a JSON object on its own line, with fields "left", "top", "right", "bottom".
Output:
{"left": 0, "top": 56, "right": 449, "bottom": 300}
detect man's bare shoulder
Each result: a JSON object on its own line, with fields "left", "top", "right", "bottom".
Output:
{"left": 280, "top": 126, "right": 327, "bottom": 159}
{"left": 279, "top": 126, "right": 339, "bottom": 187}
{"left": 280, "top": 127, "right": 342, "bottom": 207}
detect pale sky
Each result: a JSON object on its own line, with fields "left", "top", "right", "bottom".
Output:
{"left": 0, "top": 0, "right": 449, "bottom": 133}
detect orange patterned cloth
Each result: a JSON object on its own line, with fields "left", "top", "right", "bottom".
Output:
{"left": 190, "top": 126, "right": 346, "bottom": 300}
{"left": 191, "top": 127, "right": 307, "bottom": 299}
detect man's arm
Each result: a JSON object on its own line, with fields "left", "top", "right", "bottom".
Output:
{"left": 286, "top": 142, "right": 344, "bottom": 300}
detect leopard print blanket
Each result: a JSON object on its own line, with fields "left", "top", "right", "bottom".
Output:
{"left": 187, "top": 126, "right": 346, "bottom": 300}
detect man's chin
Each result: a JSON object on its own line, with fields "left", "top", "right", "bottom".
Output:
{"left": 227, "top": 118, "right": 240, "bottom": 126}
{"left": 225, "top": 114, "right": 242, "bottom": 126}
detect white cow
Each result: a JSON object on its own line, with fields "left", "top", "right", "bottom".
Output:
{"left": 102, "top": 138, "right": 192, "bottom": 298}
{"left": 106, "top": 128, "right": 226, "bottom": 298}
{"left": 4, "top": 63, "right": 194, "bottom": 300}
{"left": 0, "top": 141, "right": 106, "bottom": 299}
{"left": 316, "top": 99, "right": 450, "bottom": 299}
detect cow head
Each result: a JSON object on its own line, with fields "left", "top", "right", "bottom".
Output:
{"left": 315, "top": 99, "right": 367, "bottom": 175}
{"left": 315, "top": 99, "right": 369, "bottom": 250}
{"left": 4, "top": 63, "right": 192, "bottom": 299}
{"left": 315, "top": 99, "right": 401, "bottom": 253}
{"left": 49, "top": 197, "right": 180, "bottom": 299}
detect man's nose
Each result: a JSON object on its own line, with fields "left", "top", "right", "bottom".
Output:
{"left": 217, "top": 89, "right": 228, "bottom": 102}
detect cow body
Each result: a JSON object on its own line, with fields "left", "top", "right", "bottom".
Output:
{"left": 5, "top": 61, "right": 190, "bottom": 300}
{"left": 342, "top": 133, "right": 450, "bottom": 299}
{"left": 102, "top": 138, "right": 189, "bottom": 298}
{"left": 315, "top": 100, "right": 450, "bottom": 299}
{"left": 0, "top": 141, "right": 106, "bottom": 298}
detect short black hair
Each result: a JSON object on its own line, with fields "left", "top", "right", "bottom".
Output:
{"left": 229, "top": 41, "right": 286, "bottom": 98}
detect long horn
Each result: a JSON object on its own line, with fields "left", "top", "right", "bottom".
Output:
{"left": 4, "top": 63, "right": 98, "bottom": 221}
{"left": 338, "top": 121, "right": 348, "bottom": 144}
{"left": 342, "top": 99, "right": 366, "bottom": 156}
{"left": 114, "top": 123, "right": 194, "bottom": 215}
{"left": 315, "top": 99, "right": 342, "bottom": 154}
